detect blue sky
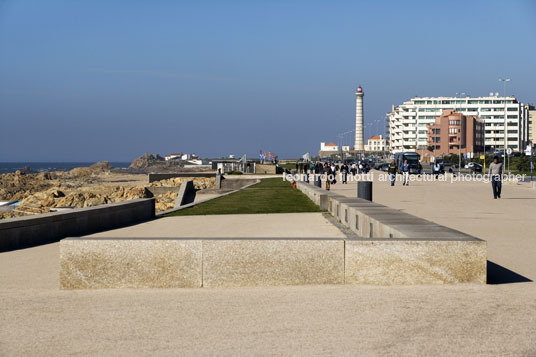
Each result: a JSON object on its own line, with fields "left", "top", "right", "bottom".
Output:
{"left": 1, "top": 0, "right": 535, "bottom": 161}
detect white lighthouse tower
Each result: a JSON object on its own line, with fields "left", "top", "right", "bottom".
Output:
{"left": 354, "top": 85, "right": 364, "bottom": 151}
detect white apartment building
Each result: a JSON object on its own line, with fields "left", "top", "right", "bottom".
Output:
{"left": 388, "top": 95, "right": 529, "bottom": 153}
{"left": 364, "top": 135, "right": 387, "bottom": 152}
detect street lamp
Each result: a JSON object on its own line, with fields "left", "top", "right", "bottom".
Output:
{"left": 337, "top": 129, "right": 355, "bottom": 161}
{"left": 455, "top": 92, "right": 466, "bottom": 175}
{"left": 499, "top": 78, "right": 511, "bottom": 174}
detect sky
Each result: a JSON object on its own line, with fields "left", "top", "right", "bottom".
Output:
{"left": 1, "top": 0, "right": 535, "bottom": 162}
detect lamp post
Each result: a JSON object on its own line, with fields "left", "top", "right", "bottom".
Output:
{"left": 499, "top": 78, "right": 511, "bottom": 174}
{"left": 337, "top": 129, "right": 355, "bottom": 162}
{"left": 455, "top": 92, "right": 466, "bottom": 175}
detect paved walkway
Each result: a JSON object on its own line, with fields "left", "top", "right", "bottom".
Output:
{"left": 331, "top": 171, "right": 536, "bottom": 281}
{"left": 87, "top": 213, "right": 346, "bottom": 238}
{"left": 1, "top": 179, "right": 536, "bottom": 355}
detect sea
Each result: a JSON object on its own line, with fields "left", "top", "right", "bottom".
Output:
{"left": 0, "top": 162, "right": 131, "bottom": 174}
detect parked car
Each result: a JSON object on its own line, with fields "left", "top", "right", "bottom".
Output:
{"left": 471, "top": 163, "right": 483, "bottom": 173}
{"left": 464, "top": 162, "right": 475, "bottom": 169}
{"left": 374, "top": 163, "right": 390, "bottom": 171}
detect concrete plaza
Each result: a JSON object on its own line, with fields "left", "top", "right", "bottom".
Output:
{"left": 1, "top": 176, "right": 536, "bottom": 355}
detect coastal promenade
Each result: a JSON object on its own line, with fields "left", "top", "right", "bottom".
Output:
{"left": 1, "top": 175, "right": 536, "bottom": 355}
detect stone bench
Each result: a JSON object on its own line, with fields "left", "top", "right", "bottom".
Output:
{"left": 60, "top": 237, "right": 345, "bottom": 289}
{"left": 60, "top": 235, "right": 485, "bottom": 288}
{"left": 295, "top": 181, "right": 487, "bottom": 284}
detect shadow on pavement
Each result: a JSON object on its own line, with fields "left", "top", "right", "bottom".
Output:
{"left": 487, "top": 260, "right": 532, "bottom": 284}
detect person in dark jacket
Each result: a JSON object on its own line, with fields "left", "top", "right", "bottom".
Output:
{"left": 388, "top": 160, "right": 397, "bottom": 186}
{"left": 323, "top": 163, "right": 332, "bottom": 190}
{"left": 341, "top": 163, "right": 349, "bottom": 184}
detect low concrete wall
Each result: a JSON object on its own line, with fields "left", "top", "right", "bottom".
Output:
{"left": 59, "top": 236, "right": 485, "bottom": 288}
{"left": 60, "top": 237, "right": 344, "bottom": 289}
{"left": 148, "top": 173, "right": 215, "bottom": 182}
{"left": 295, "top": 181, "right": 342, "bottom": 210}
{"left": 220, "top": 178, "right": 258, "bottom": 190}
{"left": 345, "top": 239, "right": 486, "bottom": 284}
{"left": 202, "top": 239, "right": 344, "bottom": 287}
{"left": 255, "top": 164, "right": 283, "bottom": 175}
{"left": 0, "top": 198, "right": 155, "bottom": 251}
{"left": 144, "top": 186, "right": 181, "bottom": 196}
{"left": 61, "top": 238, "right": 202, "bottom": 289}
{"left": 295, "top": 181, "right": 487, "bottom": 284}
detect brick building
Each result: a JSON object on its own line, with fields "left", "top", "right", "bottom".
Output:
{"left": 427, "top": 110, "right": 485, "bottom": 156}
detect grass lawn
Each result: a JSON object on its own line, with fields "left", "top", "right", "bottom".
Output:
{"left": 165, "top": 178, "right": 322, "bottom": 216}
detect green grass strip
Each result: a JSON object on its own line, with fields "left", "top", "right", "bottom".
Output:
{"left": 165, "top": 178, "right": 322, "bottom": 216}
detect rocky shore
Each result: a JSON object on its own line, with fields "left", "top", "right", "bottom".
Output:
{"left": 0, "top": 162, "right": 215, "bottom": 219}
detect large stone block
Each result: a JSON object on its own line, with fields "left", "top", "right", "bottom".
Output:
{"left": 60, "top": 238, "right": 202, "bottom": 289}
{"left": 1, "top": 198, "right": 155, "bottom": 251}
{"left": 345, "top": 239, "right": 486, "bottom": 285}
{"left": 202, "top": 239, "right": 345, "bottom": 287}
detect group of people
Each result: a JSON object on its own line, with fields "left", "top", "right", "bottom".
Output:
{"left": 386, "top": 156, "right": 505, "bottom": 199}
{"left": 295, "top": 161, "right": 370, "bottom": 176}
{"left": 295, "top": 155, "right": 505, "bottom": 199}
{"left": 293, "top": 161, "right": 372, "bottom": 191}
{"left": 387, "top": 159, "right": 410, "bottom": 186}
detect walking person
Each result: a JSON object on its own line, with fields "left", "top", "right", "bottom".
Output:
{"left": 433, "top": 161, "right": 440, "bottom": 179}
{"left": 401, "top": 159, "right": 410, "bottom": 186}
{"left": 330, "top": 163, "right": 337, "bottom": 184}
{"left": 341, "top": 163, "right": 349, "bottom": 184}
{"left": 388, "top": 159, "right": 397, "bottom": 186}
{"left": 323, "top": 163, "right": 332, "bottom": 191}
{"left": 488, "top": 156, "right": 503, "bottom": 199}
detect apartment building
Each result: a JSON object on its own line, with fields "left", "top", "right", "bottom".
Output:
{"left": 364, "top": 135, "right": 387, "bottom": 152}
{"left": 427, "top": 110, "right": 485, "bottom": 156}
{"left": 388, "top": 95, "right": 529, "bottom": 153}
{"left": 527, "top": 105, "right": 536, "bottom": 146}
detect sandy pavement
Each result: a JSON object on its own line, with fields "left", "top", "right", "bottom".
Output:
{"left": 86, "top": 213, "right": 346, "bottom": 239}
{"left": 2, "top": 179, "right": 536, "bottom": 355}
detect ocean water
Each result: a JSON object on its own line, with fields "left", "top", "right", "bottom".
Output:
{"left": 0, "top": 162, "right": 131, "bottom": 174}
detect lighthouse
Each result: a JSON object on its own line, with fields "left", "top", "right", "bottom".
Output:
{"left": 354, "top": 85, "right": 364, "bottom": 151}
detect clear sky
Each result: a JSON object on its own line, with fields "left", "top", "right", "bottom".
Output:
{"left": 1, "top": 0, "right": 535, "bottom": 161}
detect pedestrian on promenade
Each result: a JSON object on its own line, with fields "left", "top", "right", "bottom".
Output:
{"left": 330, "top": 163, "right": 337, "bottom": 184}
{"left": 388, "top": 159, "right": 397, "bottom": 186}
{"left": 433, "top": 161, "right": 440, "bottom": 179}
{"left": 341, "top": 163, "right": 349, "bottom": 184}
{"left": 488, "top": 156, "right": 503, "bottom": 199}
{"left": 323, "top": 163, "right": 332, "bottom": 190}
{"left": 402, "top": 159, "right": 409, "bottom": 186}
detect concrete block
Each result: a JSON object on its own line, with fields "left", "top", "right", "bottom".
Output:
{"left": 345, "top": 239, "right": 487, "bottom": 285}
{"left": 60, "top": 238, "right": 202, "bottom": 289}
{"left": 202, "top": 239, "right": 345, "bottom": 287}
{"left": 148, "top": 173, "right": 215, "bottom": 183}
{"left": 175, "top": 180, "right": 196, "bottom": 208}
{"left": 0, "top": 198, "right": 155, "bottom": 251}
